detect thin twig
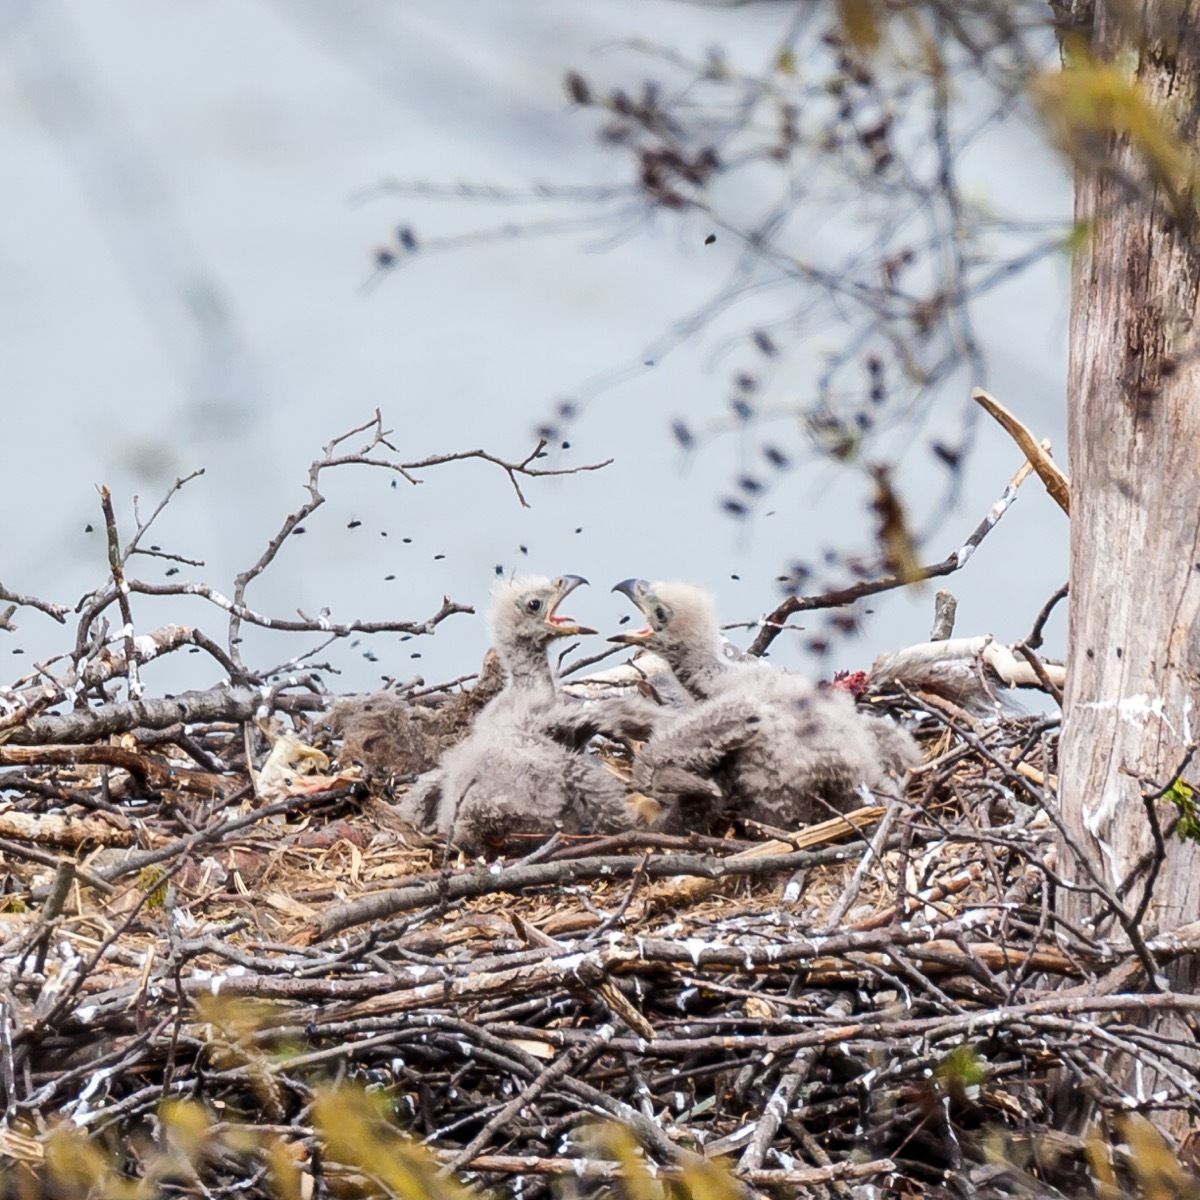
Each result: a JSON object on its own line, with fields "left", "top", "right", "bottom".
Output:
{"left": 1025, "top": 581, "right": 1068, "bottom": 649}
{"left": 748, "top": 452, "right": 1038, "bottom": 656}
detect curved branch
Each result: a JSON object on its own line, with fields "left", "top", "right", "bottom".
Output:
{"left": 224, "top": 412, "right": 610, "bottom": 665}
{"left": 746, "top": 449, "right": 1040, "bottom": 657}
{"left": 0, "top": 585, "right": 69, "bottom": 626}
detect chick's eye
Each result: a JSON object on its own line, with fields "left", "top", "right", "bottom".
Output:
{"left": 654, "top": 606, "right": 669, "bottom": 623}
{"left": 526, "top": 598, "right": 543, "bottom": 613}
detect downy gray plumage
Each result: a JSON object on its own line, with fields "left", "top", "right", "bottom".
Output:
{"left": 401, "top": 575, "right": 657, "bottom": 855}
{"left": 610, "top": 579, "right": 919, "bottom": 832}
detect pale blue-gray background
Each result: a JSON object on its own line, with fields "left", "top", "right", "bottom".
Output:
{"left": 0, "top": 1, "right": 1069, "bottom": 696}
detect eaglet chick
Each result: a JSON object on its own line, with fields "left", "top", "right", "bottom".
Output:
{"left": 610, "top": 579, "right": 919, "bottom": 832}
{"left": 403, "top": 575, "right": 656, "bottom": 855}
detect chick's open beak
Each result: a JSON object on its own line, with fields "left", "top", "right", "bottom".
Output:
{"left": 609, "top": 578, "right": 654, "bottom": 644}
{"left": 545, "top": 574, "right": 595, "bottom": 637}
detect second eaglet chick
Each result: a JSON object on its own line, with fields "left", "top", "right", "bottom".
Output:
{"left": 610, "top": 579, "right": 919, "bottom": 832}
{"left": 404, "top": 575, "right": 658, "bottom": 855}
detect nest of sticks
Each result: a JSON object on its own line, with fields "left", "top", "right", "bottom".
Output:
{"left": 2, "top": 421, "right": 1194, "bottom": 1199}
{"left": 2, "top": 657, "right": 1196, "bottom": 1200}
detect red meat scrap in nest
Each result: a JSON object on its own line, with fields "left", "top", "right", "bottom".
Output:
{"left": 824, "top": 669, "right": 867, "bottom": 698}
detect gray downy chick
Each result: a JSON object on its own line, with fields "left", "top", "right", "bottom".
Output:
{"left": 610, "top": 579, "right": 920, "bottom": 831}
{"left": 406, "top": 575, "right": 655, "bottom": 855}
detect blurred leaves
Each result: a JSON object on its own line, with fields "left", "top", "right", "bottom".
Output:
{"left": 870, "top": 465, "right": 922, "bottom": 584}
{"left": 591, "top": 1123, "right": 665, "bottom": 1200}
{"left": 43, "top": 1124, "right": 139, "bottom": 1200}
{"left": 1121, "top": 1114, "right": 1196, "bottom": 1200}
{"left": 1035, "top": 45, "right": 1199, "bottom": 220}
{"left": 837, "top": 0, "right": 884, "bottom": 54}
{"left": 313, "top": 1085, "right": 468, "bottom": 1200}
{"left": 27, "top": 1080, "right": 1200, "bottom": 1200}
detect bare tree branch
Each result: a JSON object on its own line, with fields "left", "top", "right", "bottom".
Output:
{"left": 744, "top": 449, "right": 1041, "bottom": 656}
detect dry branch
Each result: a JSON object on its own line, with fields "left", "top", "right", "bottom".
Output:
{"left": 458, "top": 1152, "right": 897, "bottom": 1188}
{"left": 747, "top": 451, "right": 1042, "bottom": 656}
{"left": 870, "top": 634, "right": 1066, "bottom": 704}
{"left": 310, "top": 840, "right": 881, "bottom": 941}
{"left": 2, "top": 683, "right": 327, "bottom": 745}
{"left": 0, "top": 744, "right": 230, "bottom": 797}
{"left": 0, "top": 585, "right": 68, "bottom": 625}
{"left": 972, "top": 387, "right": 1071, "bottom": 514}
{"left": 0, "top": 810, "right": 132, "bottom": 849}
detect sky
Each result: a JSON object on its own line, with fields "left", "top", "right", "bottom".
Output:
{"left": 0, "top": 0, "right": 1071, "bottom": 699}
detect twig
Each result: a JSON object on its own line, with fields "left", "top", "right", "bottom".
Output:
{"left": 459, "top": 1153, "right": 896, "bottom": 1188}
{"left": 0, "top": 586, "right": 68, "bottom": 625}
{"left": 1130, "top": 746, "right": 1198, "bottom": 930}
{"left": 1025, "top": 582, "right": 1068, "bottom": 650}
{"left": 592, "top": 854, "right": 650, "bottom": 935}
{"left": 32, "top": 861, "right": 76, "bottom": 975}
{"left": 124, "top": 470, "right": 206, "bottom": 562}
{"left": 445, "top": 1027, "right": 616, "bottom": 1173}
{"left": 748, "top": 451, "right": 1038, "bottom": 656}
{"left": 1013, "top": 640, "right": 1064, "bottom": 705}
{"left": 225, "top": 413, "right": 608, "bottom": 666}
{"left": 739, "top": 992, "right": 854, "bottom": 1172}
{"left": 972, "top": 387, "right": 1071, "bottom": 514}
{"left": 75, "top": 584, "right": 472, "bottom": 665}
{"left": 98, "top": 487, "right": 142, "bottom": 700}
{"left": 819, "top": 800, "right": 902, "bottom": 933}
{"left": 0, "top": 837, "right": 114, "bottom": 896}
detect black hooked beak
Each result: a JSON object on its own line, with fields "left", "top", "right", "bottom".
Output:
{"left": 546, "top": 574, "right": 595, "bottom": 636}
{"left": 609, "top": 578, "right": 654, "bottom": 645}
{"left": 611, "top": 578, "right": 649, "bottom": 602}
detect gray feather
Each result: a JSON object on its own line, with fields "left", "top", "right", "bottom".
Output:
{"left": 410, "top": 576, "right": 656, "bottom": 855}
{"left": 615, "top": 581, "right": 921, "bottom": 831}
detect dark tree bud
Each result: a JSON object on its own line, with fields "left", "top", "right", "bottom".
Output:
{"left": 564, "top": 71, "right": 591, "bottom": 105}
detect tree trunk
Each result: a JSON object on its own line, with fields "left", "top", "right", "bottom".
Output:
{"left": 1060, "top": 0, "right": 1200, "bottom": 1085}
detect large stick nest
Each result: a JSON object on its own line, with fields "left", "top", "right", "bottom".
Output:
{"left": 0, "top": 424, "right": 1191, "bottom": 1200}
{"left": 3, "top": 664, "right": 1193, "bottom": 1200}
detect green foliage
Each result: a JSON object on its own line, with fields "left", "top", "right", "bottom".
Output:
{"left": 934, "top": 1044, "right": 986, "bottom": 1104}
{"left": 136, "top": 867, "right": 168, "bottom": 913}
{"left": 1164, "top": 778, "right": 1200, "bottom": 842}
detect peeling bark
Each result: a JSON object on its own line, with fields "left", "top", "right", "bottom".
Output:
{"left": 1060, "top": 0, "right": 1200, "bottom": 1066}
